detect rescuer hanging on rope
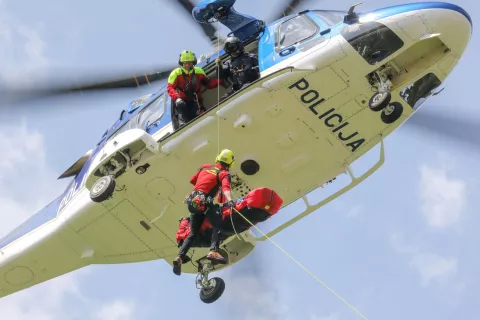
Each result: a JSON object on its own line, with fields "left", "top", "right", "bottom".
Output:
{"left": 167, "top": 50, "right": 223, "bottom": 129}
{"left": 172, "top": 149, "right": 236, "bottom": 276}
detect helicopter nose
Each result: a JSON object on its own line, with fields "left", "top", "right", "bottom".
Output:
{"left": 419, "top": 4, "right": 472, "bottom": 56}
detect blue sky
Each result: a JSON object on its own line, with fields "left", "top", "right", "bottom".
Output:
{"left": 0, "top": 0, "right": 479, "bottom": 319}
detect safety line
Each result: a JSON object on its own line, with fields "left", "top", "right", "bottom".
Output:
{"left": 231, "top": 207, "right": 370, "bottom": 320}
{"left": 216, "top": 34, "right": 221, "bottom": 154}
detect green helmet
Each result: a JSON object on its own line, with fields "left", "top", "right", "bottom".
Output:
{"left": 178, "top": 50, "right": 197, "bottom": 66}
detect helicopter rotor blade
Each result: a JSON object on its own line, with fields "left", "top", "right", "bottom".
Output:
{"left": 403, "top": 106, "right": 480, "bottom": 149}
{"left": 172, "top": 0, "right": 220, "bottom": 43}
{"left": 0, "top": 65, "right": 176, "bottom": 107}
{"left": 269, "top": 0, "right": 308, "bottom": 22}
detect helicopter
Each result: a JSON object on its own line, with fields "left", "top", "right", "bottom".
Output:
{"left": 0, "top": 0, "right": 473, "bottom": 305}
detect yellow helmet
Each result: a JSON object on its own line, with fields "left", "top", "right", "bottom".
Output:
{"left": 178, "top": 50, "right": 197, "bottom": 66}
{"left": 215, "top": 149, "right": 235, "bottom": 167}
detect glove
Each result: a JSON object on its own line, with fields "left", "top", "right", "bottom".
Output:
{"left": 197, "top": 106, "right": 207, "bottom": 115}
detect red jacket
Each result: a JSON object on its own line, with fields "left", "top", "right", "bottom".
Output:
{"left": 190, "top": 163, "right": 231, "bottom": 201}
{"left": 167, "top": 66, "right": 222, "bottom": 102}
{"left": 176, "top": 218, "right": 191, "bottom": 245}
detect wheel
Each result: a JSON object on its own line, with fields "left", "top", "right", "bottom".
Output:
{"left": 381, "top": 102, "right": 403, "bottom": 124}
{"left": 90, "top": 175, "right": 116, "bottom": 203}
{"left": 369, "top": 91, "right": 391, "bottom": 112}
{"left": 199, "top": 277, "right": 225, "bottom": 304}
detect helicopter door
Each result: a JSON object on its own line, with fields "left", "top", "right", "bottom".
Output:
{"left": 136, "top": 92, "right": 167, "bottom": 135}
{"left": 273, "top": 13, "right": 331, "bottom": 66}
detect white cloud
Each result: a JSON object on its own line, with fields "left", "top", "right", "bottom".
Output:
{"left": 94, "top": 300, "right": 136, "bottom": 320}
{"left": 0, "top": 121, "right": 66, "bottom": 238}
{"left": 409, "top": 252, "right": 458, "bottom": 287}
{"left": 311, "top": 313, "right": 339, "bottom": 320}
{"left": 0, "top": 120, "right": 82, "bottom": 319}
{"left": 0, "top": 272, "right": 84, "bottom": 320}
{"left": 346, "top": 204, "right": 363, "bottom": 219}
{"left": 418, "top": 161, "right": 467, "bottom": 229}
{"left": 220, "top": 273, "right": 289, "bottom": 320}
{"left": 0, "top": 120, "right": 138, "bottom": 320}
{"left": 390, "top": 233, "right": 459, "bottom": 288}
{"left": 0, "top": 0, "right": 49, "bottom": 88}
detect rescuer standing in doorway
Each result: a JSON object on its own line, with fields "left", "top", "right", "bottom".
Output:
{"left": 215, "top": 36, "right": 260, "bottom": 93}
{"left": 167, "top": 50, "right": 223, "bottom": 129}
{"left": 172, "top": 149, "right": 236, "bottom": 276}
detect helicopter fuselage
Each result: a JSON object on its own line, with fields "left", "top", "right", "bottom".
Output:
{"left": 0, "top": 1, "right": 472, "bottom": 299}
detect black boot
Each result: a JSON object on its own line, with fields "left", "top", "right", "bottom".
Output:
{"left": 173, "top": 256, "right": 182, "bottom": 276}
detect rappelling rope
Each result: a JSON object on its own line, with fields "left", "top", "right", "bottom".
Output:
{"left": 229, "top": 206, "right": 370, "bottom": 320}
{"left": 216, "top": 34, "right": 221, "bottom": 154}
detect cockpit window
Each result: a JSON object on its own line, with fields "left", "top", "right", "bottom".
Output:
{"left": 399, "top": 73, "right": 442, "bottom": 110}
{"left": 275, "top": 15, "right": 319, "bottom": 52}
{"left": 136, "top": 93, "right": 166, "bottom": 130}
{"left": 312, "top": 10, "right": 346, "bottom": 27}
{"left": 340, "top": 21, "right": 404, "bottom": 65}
{"left": 106, "top": 121, "right": 131, "bottom": 143}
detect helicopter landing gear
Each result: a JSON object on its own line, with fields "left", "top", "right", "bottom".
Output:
{"left": 90, "top": 175, "right": 116, "bottom": 203}
{"left": 367, "top": 68, "right": 403, "bottom": 124}
{"left": 195, "top": 250, "right": 228, "bottom": 304}
{"left": 380, "top": 101, "right": 403, "bottom": 124}
{"left": 368, "top": 90, "right": 391, "bottom": 112}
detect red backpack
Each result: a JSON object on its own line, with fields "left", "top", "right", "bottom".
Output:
{"left": 221, "top": 187, "right": 283, "bottom": 219}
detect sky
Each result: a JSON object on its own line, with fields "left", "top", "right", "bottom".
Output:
{"left": 0, "top": 0, "right": 479, "bottom": 319}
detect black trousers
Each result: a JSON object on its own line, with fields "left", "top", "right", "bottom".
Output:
{"left": 175, "top": 99, "right": 206, "bottom": 127}
{"left": 177, "top": 202, "right": 223, "bottom": 260}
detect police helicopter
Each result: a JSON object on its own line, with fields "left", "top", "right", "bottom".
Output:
{"left": 0, "top": 0, "right": 473, "bottom": 305}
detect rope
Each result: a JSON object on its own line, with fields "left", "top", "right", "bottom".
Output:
{"left": 229, "top": 206, "right": 370, "bottom": 320}
{"left": 208, "top": 24, "right": 366, "bottom": 320}
{"left": 216, "top": 35, "right": 221, "bottom": 154}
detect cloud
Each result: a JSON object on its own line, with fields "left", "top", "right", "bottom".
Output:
{"left": 418, "top": 160, "right": 467, "bottom": 229}
{"left": 0, "top": 119, "right": 84, "bottom": 319}
{"left": 390, "top": 233, "right": 459, "bottom": 288}
{"left": 0, "top": 120, "right": 66, "bottom": 238}
{"left": 0, "top": 272, "right": 85, "bottom": 320}
{"left": 219, "top": 248, "right": 289, "bottom": 320}
{"left": 94, "top": 300, "right": 136, "bottom": 320}
{"left": 311, "top": 313, "right": 340, "bottom": 320}
{"left": 0, "top": 0, "right": 49, "bottom": 88}
{"left": 0, "top": 120, "right": 139, "bottom": 320}
{"left": 408, "top": 252, "right": 458, "bottom": 287}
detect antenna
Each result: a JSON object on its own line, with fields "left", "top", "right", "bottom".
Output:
{"left": 344, "top": 2, "right": 363, "bottom": 24}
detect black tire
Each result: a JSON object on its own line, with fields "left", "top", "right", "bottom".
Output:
{"left": 381, "top": 102, "right": 403, "bottom": 124}
{"left": 199, "top": 277, "right": 225, "bottom": 304}
{"left": 369, "top": 91, "right": 391, "bottom": 112}
{"left": 90, "top": 175, "right": 116, "bottom": 203}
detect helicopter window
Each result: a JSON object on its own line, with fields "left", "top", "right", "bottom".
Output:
{"left": 312, "top": 10, "right": 346, "bottom": 27}
{"left": 340, "top": 21, "right": 404, "bottom": 65}
{"left": 136, "top": 93, "right": 166, "bottom": 130}
{"left": 106, "top": 121, "right": 131, "bottom": 143}
{"left": 275, "top": 15, "right": 319, "bottom": 52}
{"left": 399, "top": 72, "right": 442, "bottom": 110}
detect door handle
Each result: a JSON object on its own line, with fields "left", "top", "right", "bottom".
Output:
{"left": 280, "top": 47, "right": 295, "bottom": 57}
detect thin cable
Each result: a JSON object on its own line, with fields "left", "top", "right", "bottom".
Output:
{"left": 230, "top": 207, "right": 370, "bottom": 320}
{"left": 216, "top": 35, "right": 221, "bottom": 154}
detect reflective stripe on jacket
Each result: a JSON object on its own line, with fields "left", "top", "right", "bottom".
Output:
{"left": 167, "top": 66, "right": 222, "bottom": 102}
